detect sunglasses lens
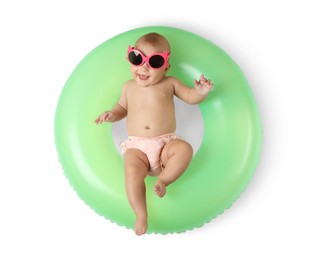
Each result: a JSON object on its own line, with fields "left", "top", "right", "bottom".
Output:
{"left": 128, "top": 51, "right": 143, "bottom": 65}
{"left": 149, "top": 55, "right": 165, "bottom": 68}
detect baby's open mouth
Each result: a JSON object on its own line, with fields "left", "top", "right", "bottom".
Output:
{"left": 138, "top": 74, "right": 149, "bottom": 80}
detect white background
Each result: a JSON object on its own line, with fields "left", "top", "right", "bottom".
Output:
{"left": 1, "top": 1, "right": 315, "bottom": 259}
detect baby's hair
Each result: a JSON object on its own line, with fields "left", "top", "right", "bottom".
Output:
{"left": 136, "top": 32, "right": 171, "bottom": 52}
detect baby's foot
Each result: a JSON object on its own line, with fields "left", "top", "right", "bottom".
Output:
{"left": 154, "top": 179, "right": 166, "bottom": 198}
{"left": 135, "top": 214, "right": 147, "bottom": 236}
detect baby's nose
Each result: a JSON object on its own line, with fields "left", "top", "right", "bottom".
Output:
{"left": 140, "top": 62, "right": 150, "bottom": 69}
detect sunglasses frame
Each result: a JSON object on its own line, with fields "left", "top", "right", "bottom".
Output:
{"left": 127, "top": 45, "right": 170, "bottom": 70}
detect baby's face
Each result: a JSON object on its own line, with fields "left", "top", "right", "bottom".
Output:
{"left": 130, "top": 42, "right": 170, "bottom": 87}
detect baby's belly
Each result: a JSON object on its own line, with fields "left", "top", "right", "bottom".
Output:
{"left": 126, "top": 118, "right": 176, "bottom": 138}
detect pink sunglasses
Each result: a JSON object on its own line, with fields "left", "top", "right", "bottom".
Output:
{"left": 127, "top": 45, "right": 170, "bottom": 70}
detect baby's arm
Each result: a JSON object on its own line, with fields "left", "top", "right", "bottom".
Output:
{"left": 173, "top": 74, "right": 214, "bottom": 104}
{"left": 95, "top": 103, "right": 127, "bottom": 124}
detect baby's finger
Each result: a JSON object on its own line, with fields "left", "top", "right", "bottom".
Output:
{"left": 194, "top": 79, "right": 200, "bottom": 87}
{"left": 105, "top": 113, "right": 114, "bottom": 121}
{"left": 209, "top": 81, "right": 214, "bottom": 90}
{"left": 97, "top": 115, "right": 107, "bottom": 123}
{"left": 95, "top": 117, "right": 101, "bottom": 124}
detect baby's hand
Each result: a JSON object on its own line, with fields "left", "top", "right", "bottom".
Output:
{"left": 194, "top": 74, "right": 214, "bottom": 95}
{"left": 95, "top": 111, "right": 116, "bottom": 124}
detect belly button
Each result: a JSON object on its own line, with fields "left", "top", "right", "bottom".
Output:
{"left": 145, "top": 126, "right": 150, "bottom": 130}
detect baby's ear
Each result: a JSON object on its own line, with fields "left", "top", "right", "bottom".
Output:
{"left": 164, "top": 64, "right": 171, "bottom": 74}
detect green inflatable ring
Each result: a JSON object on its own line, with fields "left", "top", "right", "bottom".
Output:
{"left": 54, "top": 26, "right": 262, "bottom": 234}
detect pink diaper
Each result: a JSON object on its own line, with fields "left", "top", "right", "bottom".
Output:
{"left": 121, "top": 133, "right": 181, "bottom": 174}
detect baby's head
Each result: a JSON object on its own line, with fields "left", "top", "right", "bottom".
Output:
{"left": 135, "top": 32, "right": 171, "bottom": 54}
{"left": 128, "top": 33, "right": 171, "bottom": 86}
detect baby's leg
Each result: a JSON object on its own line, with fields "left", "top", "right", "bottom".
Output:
{"left": 154, "top": 139, "right": 193, "bottom": 197}
{"left": 124, "top": 149, "right": 149, "bottom": 235}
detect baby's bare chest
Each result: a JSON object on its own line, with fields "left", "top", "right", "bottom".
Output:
{"left": 128, "top": 86, "right": 174, "bottom": 106}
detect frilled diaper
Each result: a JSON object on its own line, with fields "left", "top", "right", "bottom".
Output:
{"left": 121, "top": 133, "right": 181, "bottom": 173}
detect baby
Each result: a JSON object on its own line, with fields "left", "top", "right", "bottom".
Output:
{"left": 95, "top": 32, "right": 214, "bottom": 235}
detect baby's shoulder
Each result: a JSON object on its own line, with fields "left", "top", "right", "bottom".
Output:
{"left": 124, "top": 79, "right": 135, "bottom": 86}
{"left": 165, "top": 75, "right": 176, "bottom": 81}
{"left": 165, "top": 76, "right": 181, "bottom": 84}
{"left": 121, "top": 79, "right": 136, "bottom": 91}
{"left": 163, "top": 76, "right": 179, "bottom": 86}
